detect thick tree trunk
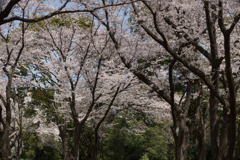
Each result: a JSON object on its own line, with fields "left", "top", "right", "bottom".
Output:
{"left": 2, "top": 123, "right": 10, "bottom": 160}
{"left": 197, "top": 125, "right": 207, "bottom": 160}
{"left": 59, "top": 123, "right": 68, "bottom": 160}
{"left": 16, "top": 113, "right": 23, "bottom": 160}
{"left": 204, "top": 2, "right": 222, "bottom": 159}
{"left": 2, "top": 75, "right": 13, "bottom": 160}
{"left": 209, "top": 93, "right": 220, "bottom": 160}
{"left": 194, "top": 87, "right": 208, "bottom": 160}
{"left": 237, "top": 121, "right": 240, "bottom": 160}
{"left": 175, "top": 121, "right": 189, "bottom": 160}
{"left": 74, "top": 123, "right": 81, "bottom": 160}
{"left": 224, "top": 34, "right": 236, "bottom": 160}
{"left": 92, "top": 133, "right": 100, "bottom": 160}
{"left": 69, "top": 90, "right": 81, "bottom": 160}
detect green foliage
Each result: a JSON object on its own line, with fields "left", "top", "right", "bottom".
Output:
{"left": 21, "top": 132, "right": 39, "bottom": 159}
{"left": 73, "top": 16, "right": 92, "bottom": 29}
{"left": 186, "top": 145, "right": 198, "bottom": 160}
{"left": 46, "top": 14, "right": 92, "bottom": 29}
{"left": 24, "top": 108, "right": 37, "bottom": 118}
{"left": 29, "top": 88, "right": 54, "bottom": 106}
{"left": 140, "top": 153, "right": 150, "bottom": 160}
{"left": 101, "top": 113, "right": 173, "bottom": 160}
{"left": 29, "top": 14, "right": 92, "bottom": 32}
{"left": 50, "top": 16, "right": 71, "bottom": 28}
{"left": 18, "top": 66, "right": 28, "bottom": 76}
{"left": 35, "top": 146, "right": 62, "bottom": 160}
{"left": 20, "top": 132, "right": 62, "bottom": 160}
{"left": 142, "top": 126, "right": 169, "bottom": 160}
{"left": 102, "top": 125, "right": 143, "bottom": 160}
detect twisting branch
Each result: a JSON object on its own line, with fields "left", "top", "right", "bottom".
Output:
{"left": 0, "top": 0, "right": 21, "bottom": 23}
{"left": 0, "top": 0, "right": 140, "bottom": 25}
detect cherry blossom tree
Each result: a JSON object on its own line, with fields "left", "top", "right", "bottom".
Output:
{"left": 27, "top": 13, "right": 136, "bottom": 160}
{"left": 127, "top": 1, "right": 240, "bottom": 159}
{"left": 0, "top": 2, "right": 35, "bottom": 157}
{"left": 88, "top": 0, "right": 240, "bottom": 159}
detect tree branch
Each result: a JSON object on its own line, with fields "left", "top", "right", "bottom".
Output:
{"left": 0, "top": 1, "right": 140, "bottom": 25}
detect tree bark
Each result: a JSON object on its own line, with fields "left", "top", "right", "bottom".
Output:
{"left": 59, "top": 122, "right": 68, "bottom": 160}
{"left": 197, "top": 124, "right": 207, "bottom": 160}
{"left": 172, "top": 81, "right": 191, "bottom": 160}
{"left": 204, "top": 2, "right": 222, "bottom": 159}
{"left": 16, "top": 115, "right": 23, "bottom": 160}
{"left": 196, "top": 90, "right": 208, "bottom": 160}
{"left": 2, "top": 74, "right": 13, "bottom": 160}
{"left": 2, "top": 123, "right": 10, "bottom": 160}
{"left": 73, "top": 123, "right": 81, "bottom": 160}
{"left": 175, "top": 121, "right": 189, "bottom": 160}
{"left": 223, "top": 33, "right": 236, "bottom": 160}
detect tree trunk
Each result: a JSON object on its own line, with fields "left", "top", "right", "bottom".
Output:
{"left": 62, "top": 136, "right": 68, "bottom": 160}
{"left": 208, "top": 46, "right": 221, "bottom": 160}
{"left": 92, "top": 133, "right": 100, "bottom": 160}
{"left": 237, "top": 121, "right": 240, "bottom": 160}
{"left": 209, "top": 89, "right": 221, "bottom": 160}
{"left": 74, "top": 123, "right": 80, "bottom": 160}
{"left": 2, "top": 123, "right": 10, "bottom": 160}
{"left": 224, "top": 34, "right": 236, "bottom": 160}
{"left": 174, "top": 120, "right": 189, "bottom": 160}
{"left": 2, "top": 74, "right": 13, "bottom": 160}
{"left": 16, "top": 112, "right": 23, "bottom": 160}
{"left": 197, "top": 125, "right": 207, "bottom": 160}
{"left": 16, "top": 132, "right": 23, "bottom": 160}
{"left": 59, "top": 123, "right": 68, "bottom": 160}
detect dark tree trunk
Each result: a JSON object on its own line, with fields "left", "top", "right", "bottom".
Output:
{"left": 16, "top": 117, "right": 23, "bottom": 160}
{"left": 59, "top": 122, "right": 68, "bottom": 160}
{"left": 209, "top": 93, "right": 221, "bottom": 160}
{"left": 237, "top": 121, "right": 240, "bottom": 160}
{"left": 92, "top": 134, "right": 100, "bottom": 160}
{"left": 197, "top": 125, "right": 207, "bottom": 160}
{"left": 2, "top": 123, "right": 10, "bottom": 160}
{"left": 224, "top": 34, "right": 236, "bottom": 160}
{"left": 73, "top": 123, "right": 81, "bottom": 160}
{"left": 204, "top": 2, "right": 222, "bottom": 159}
{"left": 2, "top": 75, "right": 13, "bottom": 160}
{"left": 175, "top": 121, "right": 189, "bottom": 160}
